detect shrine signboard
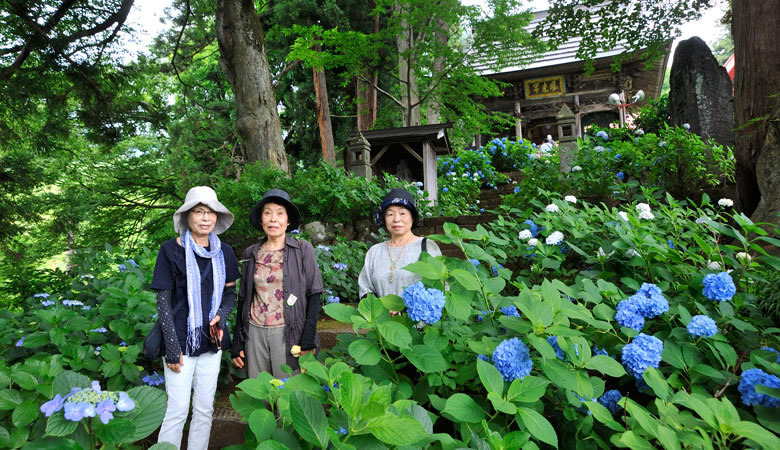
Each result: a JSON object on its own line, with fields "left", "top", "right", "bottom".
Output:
{"left": 524, "top": 75, "right": 565, "bottom": 99}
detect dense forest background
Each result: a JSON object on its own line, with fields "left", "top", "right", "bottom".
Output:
{"left": 1, "top": 0, "right": 776, "bottom": 302}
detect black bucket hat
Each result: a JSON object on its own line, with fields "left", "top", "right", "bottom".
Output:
{"left": 375, "top": 188, "right": 420, "bottom": 228}
{"left": 249, "top": 189, "right": 302, "bottom": 232}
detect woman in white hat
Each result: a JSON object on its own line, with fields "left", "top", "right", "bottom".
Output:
{"left": 150, "top": 186, "right": 240, "bottom": 450}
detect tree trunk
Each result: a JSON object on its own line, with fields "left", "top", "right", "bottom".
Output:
{"left": 356, "top": 13, "right": 379, "bottom": 132}
{"left": 732, "top": 0, "right": 780, "bottom": 228}
{"left": 395, "top": 1, "right": 420, "bottom": 126}
{"left": 427, "top": 17, "right": 448, "bottom": 124}
{"left": 312, "top": 45, "right": 336, "bottom": 165}
{"left": 215, "top": 0, "right": 288, "bottom": 172}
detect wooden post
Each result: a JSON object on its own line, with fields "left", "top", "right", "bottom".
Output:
{"left": 422, "top": 140, "right": 438, "bottom": 205}
{"left": 514, "top": 101, "right": 523, "bottom": 141}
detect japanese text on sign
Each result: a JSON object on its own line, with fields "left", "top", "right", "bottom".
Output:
{"left": 524, "top": 76, "right": 565, "bottom": 99}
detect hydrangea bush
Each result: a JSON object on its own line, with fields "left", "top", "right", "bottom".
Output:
{"left": 234, "top": 190, "right": 780, "bottom": 448}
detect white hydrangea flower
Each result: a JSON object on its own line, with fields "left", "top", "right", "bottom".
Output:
{"left": 527, "top": 238, "right": 539, "bottom": 247}
{"left": 695, "top": 217, "right": 707, "bottom": 224}
{"left": 718, "top": 198, "right": 734, "bottom": 207}
{"left": 626, "top": 249, "right": 640, "bottom": 258}
{"left": 638, "top": 210, "right": 655, "bottom": 220}
{"left": 618, "top": 211, "right": 629, "bottom": 221}
{"left": 564, "top": 195, "right": 577, "bottom": 204}
{"left": 707, "top": 261, "right": 722, "bottom": 270}
{"left": 571, "top": 166, "right": 582, "bottom": 172}
{"left": 545, "top": 203, "right": 560, "bottom": 213}
{"left": 597, "top": 247, "right": 614, "bottom": 258}
{"left": 736, "top": 252, "right": 752, "bottom": 263}
{"left": 518, "top": 230, "right": 532, "bottom": 240}
{"left": 683, "top": 123, "right": 691, "bottom": 130}
{"left": 635, "top": 203, "right": 651, "bottom": 213}
{"left": 634, "top": 129, "right": 645, "bottom": 136}
{"left": 546, "top": 231, "right": 564, "bottom": 245}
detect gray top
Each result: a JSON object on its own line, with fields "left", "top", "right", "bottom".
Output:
{"left": 358, "top": 237, "right": 442, "bottom": 298}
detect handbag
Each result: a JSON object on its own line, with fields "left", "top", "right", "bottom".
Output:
{"left": 143, "top": 299, "right": 186, "bottom": 360}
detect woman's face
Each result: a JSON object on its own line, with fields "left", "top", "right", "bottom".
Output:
{"left": 261, "top": 202, "right": 289, "bottom": 239}
{"left": 188, "top": 204, "right": 217, "bottom": 238}
{"left": 384, "top": 205, "right": 413, "bottom": 238}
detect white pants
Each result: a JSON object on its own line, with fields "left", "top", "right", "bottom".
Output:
{"left": 158, "top": 351, "right": 221, "bottom": 450}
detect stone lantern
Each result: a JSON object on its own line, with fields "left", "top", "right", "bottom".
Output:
{"left": 556, "top": 104, "right": 577, "bottom": 173}
{"left": 348, "top": 133, "right": 372, "bottom": 179}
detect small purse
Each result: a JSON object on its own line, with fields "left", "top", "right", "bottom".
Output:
{"left": 143, "top": 300, "right": 185, "bottom": 360}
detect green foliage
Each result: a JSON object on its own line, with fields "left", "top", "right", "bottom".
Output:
{"left": 316, "top": 239, "right": 369, "bottom": 303}
{"left": 634, "top": 94, "right": 671, "bottom": 135}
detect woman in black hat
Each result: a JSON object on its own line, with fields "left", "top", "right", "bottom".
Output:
{"left": 358, "top": 188, "right": 441, "bottom": 299}
{"left": 231, "top": 189, "right": 323, "bottom": 378}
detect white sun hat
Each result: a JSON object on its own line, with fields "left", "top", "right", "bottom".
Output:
{"left": 172, "top": 186, "right": 234, "bottom": 235}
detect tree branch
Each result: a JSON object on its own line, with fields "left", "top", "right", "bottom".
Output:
{"left": 171, "top": 0, "right": 193, "bottom": 90}
{"left": 273, "top": 59, "right": 302, "bottom": 87}
{"left": 358, "top": 74, "right": 403, "bottom": 108}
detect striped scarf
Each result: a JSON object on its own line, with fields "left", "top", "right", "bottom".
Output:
{"left": 183, "top": 229, "right": 225, "bottom": 354}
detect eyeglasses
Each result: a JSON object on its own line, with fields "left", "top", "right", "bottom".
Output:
{"left": 191, "top": 208, "right": 216, "bottom": 218}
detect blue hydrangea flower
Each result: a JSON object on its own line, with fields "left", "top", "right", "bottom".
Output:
{"left": 702, "top": 272, "right": 736, "bottom": 301}
{"left": 469, "top": 258, "right": 480, "bottom": 268}
{"left": 513, "top": 187, "right": 520, "bottom": 193}
{"left": 596, "top": 130, "right": 609, "bottom": 140}
{"left": 667, "top": 240, "right": 674, "bottom": 249}
{"left": 738, "top": 368, "right": 780, "bottom": 408}
{"left": 547, "top": 336, "right": 566, "bottom": 361}
{"left": 402, "top": 282, "right": 446, "bottom": 324}
{"left": 442, "top": 187, "right": 449, "bottom": 192}
{"left": 322, "top": 384, "right": 331, "bottom": 392}
{"left": 593, "top": 346, "right": 613, "bottom": 358}
{"left": 594, "top": 146, "right": 605, "bottom": 152}
{"left": 34, "top": 293, "right": 50, "bottom": 298}
{"left": 760, "top": 347, "right": 780, "bottom": 363}
{"left": 142, "top": 372, "right": 165, "bottom": 386}
{"left": 616, "top": 171, "right": 624, "bottom": 180}
{"left": 338, "top": 426, "right": 348, "bottom": 435}
{"left": 523, "top": 219, "right": 539, "bottom": 237}
{"left": 90, "top": 327, "right": 107, "bottom": 333}
{"left": 501, "top": 305, "right": 520, "bottom": 317}
{"left": 687, "top": 315, "right": 717, "bottom": 338}
{"left": 40, "top": 394, "right": 64, "bottom": 417}
{"left": 628, "top": 283, "right": 669, "bottom": 318}
{"left": 326, "top": 296, "right": 340, "bottom": 304}
{"left": 492, "top": 264, "right": 503, "bottom": 276}
{"left": 317, "top": 245, "right": 331, "bottom": 252}
{"left": 598, "top": 390, "right": 623, "bottom": 414}
{"left": 63, "top": 299, "right": 84, "bottom": 306}
{"left": 622, "top": 333, "right": 664, "bottom": 379}
{"left": 118, "top": 264, "right": 127, "bottom": 272}
{"left": 615, "top": 300, "right": 645, "bottom": 331}
{"left": 95, "top": 399, "right": 116, "bottom": 424}
{"left": 15, "top": 337, "right": 24, "bottom": 347}
{"left": 333, "top": 263, "right": 348, "bottom": 271}
{"left": 492, "top": 337, "right": 533, "bottom": 381}
{"left": 41, "top": 300, "right": 55, "bottom": 307}
{"left": 127, "top": 260, "right": 139, "bottom": 267}
{"left": 477, "top": 354, "right": 490, "bottom": 362}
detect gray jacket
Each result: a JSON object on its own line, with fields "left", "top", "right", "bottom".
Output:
{"left": 232, "top": 236, "right": 323, "bottom": 370}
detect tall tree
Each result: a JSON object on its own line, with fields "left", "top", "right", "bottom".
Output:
{"left": 215, "top": 0, "right": 289, "bottom": 172}
{"left": 541, "top": 0, "right": 779, "bottom": 229}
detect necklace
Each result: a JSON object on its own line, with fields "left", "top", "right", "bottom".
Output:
{"left": 387, "top": 236, "right": 413, "bottom": 281}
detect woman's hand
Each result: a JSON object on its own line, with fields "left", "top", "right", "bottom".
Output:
{"left": 209, "top": 315, "right": 223, "bottom": 342}
{"left": 232, "top": 351, "right": 246, "bottom": 368}
{"left": 167, "top": 353, "right": 184, "bottom": 373}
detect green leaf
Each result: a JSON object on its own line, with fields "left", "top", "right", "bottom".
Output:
{"left": 507, "top": 376, "right": 550, "bottom": 403}
{"left": 237, "top": 377, "right": 270, "bottom": 400}
{"left": 52, "top": 371, "right": 90, "bottom": 397}
{"left": 656, "top": 425, "right": 681, "bottom": 450}
{"left": 402, "top": 345, "right": 449, "bottom": 373}
{"left": 368, "top": 414, "right": 429, "bottom": 446}
{"left": 63, "top": 316, "right": 91, "bottom": 332}
{"left": 348, "top": 339, "right": 382, "bottom": 365}
{"left": 585, "top": 402, "right": 624, "bottom": 432}
{"left": 119, "top": 385, "right": 168, "bottom": 443}
{"left": 11, "top": 371, "right": 37, "bottom": 391}
{"left": 517, "top": 407, "right": 558, "bottom": 447}
{"left": 12, "top": 400, "right": 39, "bottom": 428}
{"left": 585, "top": 355, "right": 627, "bottom": 378}
{"left": 477, "top": 359, "right": 504, "bottom": 395}
{"left": 441, "top": 393, "right": 486, "bottom": 423}
{"left": 624, "top": 399, "right": 658, "bottom": 435}
{"left": 256, "top": 441, "right": 290, "bottom": 450}
{"left": 487, "top": 392, "right": 517, "bottom": 414}
{"left": 484, "top": 277, "right": 506, "bottom": 295}
{"left": 540, "top": 359, "right": 579, "bottom": 392}
{"left": 0, "top": 426, "right": 8, "bottom": 448}
{"left": 95, "top": 418, "right": 136, "bottom": 444}
{"left": 0, "top": 389, "right": 22, "bottom": 410}
{"left": 283, "top": 373, "right": 328, "bottom": 402}
{"left": 451, "top": 269, "right": 480, "bottom": 291}
{"left": 616, "top": 431, "right": 656, "bottom": 450}
{"left": 642, "top": 367, "right": 671, "bottom": 401}
{"left": 358, "top": 296, "right": 388, "bottom": 323}
{"left": 148, "top": 443, "right": 178, "bottom": 450}
{"left": 379, "top": 294, "right": 405, "bottom": 312}
{"left": 733, "top": 421, "right": 780, "bottom": 449}
{"left": 45, "top": 413, "right": 78, "bottom": 437}
{"left": 338, "top": 372, "right": 363, "bottom": 420}
{"left": 22, "top": 331, "right": 49, "bottom": 348}
{"left": 403, "top": 260, "right": 441, "bottom": 280}
{"left": 377, "top": 321, "right": 412, "bottom": 350}
{"left": 323, "top": 303, "right": 358, "bottom": 323}
{"left": 290, "top": 391, "right": 329, "bottom": 448}
{"left": 248, "top": 408, "right": 277, "bottom": 441}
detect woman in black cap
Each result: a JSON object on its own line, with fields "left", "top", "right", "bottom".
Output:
{"left": 231, "top": 189, "right": 323, "bottom": 378}
{"left": 358, "top": 188, "right": 441, "bottom": 299}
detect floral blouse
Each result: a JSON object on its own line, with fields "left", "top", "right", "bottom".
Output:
{"left": 249, "top": 248, "right": 284, "bottom": 327}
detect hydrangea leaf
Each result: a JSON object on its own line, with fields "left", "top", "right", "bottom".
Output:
{"left": 540, "top": 359, "right": 579, "bottom": 392}
{"left": 585, "top": 355, "right": 627, "bottom": 378}
{"left": 338, "top": 372, "right": 363, "bottom": 420}
{"left": 487, "top": 392, "right": 517, "bottom": 414}
{"left": 378, "top": 321, "right": 412, "bottom": 350}
{"left": 403, "top": 260, "right": 441, "bottom": 280}
{"left": 10, "top": 371, "right": 36, "bottom": 391}
{"left": 655, "top": 424, "right": 682, "bottom": 450}
{"left": 378, "top": 295, "right": 404, "bottom": 313}
{"left": 237, "top": 375, "right": 272, "bottom": 400}
{"left": 323, "top": 303, "right": 357, "bottom": 323}
{"left": 442, "top": 393, "right": 486, "bottom": 423}
{"left": 283, "top": 374, "right": 328, "bottom": 402}
{"left": 290, "top": 391, "right": 329, "bottom": 448}
{"left": 256, "top": 441, "right": 288, "bottom": 450}
{"left": 248, "top": 408, "right": 276, "bottom": 442}
{"left": 119, "top": 386, "right": 167, "bottom": 443}
{"left": 450, "top": 269, "right": 480, "bottom": 291}
{"left": 755, "top": 406, "right": 780, "bottom": 434}
{"left": 45, "top": 411, "right": 79, "bottom": 437}
{"left": 585, "top": 402, "right": 624, "bottom": 432}
{"left": 642, "top": 367, "right": 671, "bottom": 401}
{"left": 21, "top": 331, "right": 49, "bottom": 348}
{"left": 95, "top": 418, "right": 137, "bottom": 444}
{"left": 52, "top": 371, "right": 90, "bottom": 397}
{"left": 358, "top": 296, "right": 388, "bottom": 324}
{"left": 11, "top": 400, "right": 38, "bottom": 428}
{"left": 733, "top": 421, "right": 780, "bottom": 450}
{"left": 348, "top": 339, "right": 381, "bottom": 366}
{"left": 301, "top": 358, "right": 329, "bottom": 382}
{"left": 623, "top": 399, "right": 658, "bottom": 435}
{"left": 0, "top": 390, "right": 21, "bottom": 410}
{"left": 367, "top": 414, "right": 428, "bottom": 445}
{"left": 476, "top": 359, "right": 504, "bottom": 395}
{"left": 516, "top": 407, "right": 558, "bottom": 447}
{"left": 402, "top": 346, "right": 448, "bottom": 373}
{"left": 507, "top": 375, "right": 550, "bottom": 403}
